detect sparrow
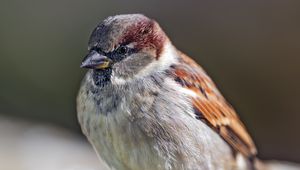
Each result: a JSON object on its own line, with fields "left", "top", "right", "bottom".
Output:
{"left": 77, "top": 14, "right": 257, "bottom": 170}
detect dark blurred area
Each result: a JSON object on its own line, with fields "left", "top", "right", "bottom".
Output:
{"left": 0, "top": 0, "right": 299, "bottom": 163}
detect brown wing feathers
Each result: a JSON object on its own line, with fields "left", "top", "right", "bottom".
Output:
{"left": 172, "top": 52, "right": 257, "bottom": 158}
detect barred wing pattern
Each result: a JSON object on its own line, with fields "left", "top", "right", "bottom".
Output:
{"left": 171, "top": 52, "right": 257, "bottom": 158}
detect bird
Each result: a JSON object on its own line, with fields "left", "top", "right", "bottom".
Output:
{"left": 77, "top": 14, "right": 258, "bottom": 170}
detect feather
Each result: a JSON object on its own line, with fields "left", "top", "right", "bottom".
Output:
{"left": 170, "top": 51, "right": 257, "bottom": 158}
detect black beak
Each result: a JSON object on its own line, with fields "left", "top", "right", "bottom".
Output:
{"left": 80, "top": 50, "right": 111, "bottom": 69}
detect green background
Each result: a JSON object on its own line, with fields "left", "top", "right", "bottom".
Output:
{"left": 1, "top": 0, "right": 299, "bottom": 162}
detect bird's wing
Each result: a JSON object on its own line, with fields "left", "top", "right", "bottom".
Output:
{"left": 170, "top": 51, "right": 257, "bottom": 158}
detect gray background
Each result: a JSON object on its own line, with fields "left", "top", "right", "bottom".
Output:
{"left": 0, "top": 0, "right": 299, "bottom": 163}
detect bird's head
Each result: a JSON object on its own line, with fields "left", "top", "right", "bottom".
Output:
{"left": 81, "top": 14, "right": 176, "bottom": 85}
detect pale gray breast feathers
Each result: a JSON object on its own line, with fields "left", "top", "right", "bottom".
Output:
{"left": 77, "top": 72, "right": 237, "bottom": 170}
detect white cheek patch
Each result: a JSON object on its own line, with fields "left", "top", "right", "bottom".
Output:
{"left": 111, "top": 72, "right": 127, "bottom": 85}
{"left": 134, "top": 42, "right": 178, "bottom": 79}
{"left": 111, "top": 41, "right": 178, "bottom": 85}
{"left": 157, "top": 42, "right": 178, "bottom": 70}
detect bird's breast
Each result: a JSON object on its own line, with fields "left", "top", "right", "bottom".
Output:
{"left": 77, "top": 81, "right": 167, "bottom": 170}
{"left": 77, "top": 75, "right": 237, "bottom": 170}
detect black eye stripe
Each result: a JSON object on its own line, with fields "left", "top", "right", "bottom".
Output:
{"left": 89, "top": 45, "right": 137, "bottom": 62}
{"left": 105, "top": 45, "right": 133, "bottom": 62}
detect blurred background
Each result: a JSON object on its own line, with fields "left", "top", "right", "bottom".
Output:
{"left": 0, "top": 0, "right": 300, "bottom": 169}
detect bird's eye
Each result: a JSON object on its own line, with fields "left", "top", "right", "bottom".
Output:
{"left": 117, "top": 46, "right": 128, "bottom": 55}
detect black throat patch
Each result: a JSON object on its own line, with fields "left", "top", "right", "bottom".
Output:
{"left": 92, "top": 68, "right": 112, "bottom": 87}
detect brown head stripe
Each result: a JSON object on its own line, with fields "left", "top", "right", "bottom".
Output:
{"left": 119, "top": 19, "right": 166, "bottom": 58}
